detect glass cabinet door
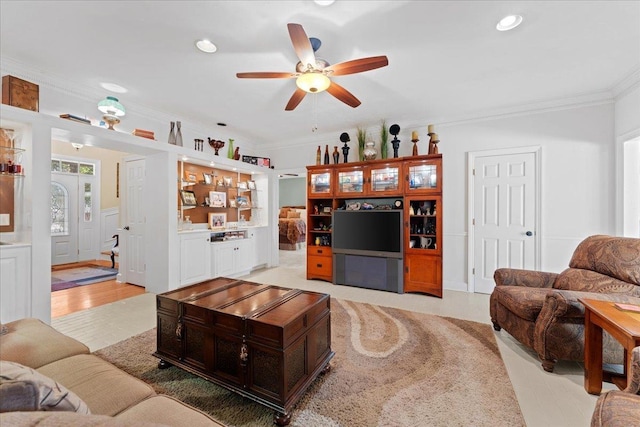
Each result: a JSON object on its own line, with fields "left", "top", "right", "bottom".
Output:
{"left": 309, "top": 171, "right": 332, "bottom": 196}
{"left": 368, "top": 163, "right": 401, "bottom": 195}
{"left": 405, "top": 157, "right": 441, "bottom": 194}
{"left": 407, "top": 198, "right": 440, "bottom": 253}
{"left": 336, "top": 168, "right": 364, "bottom": 196}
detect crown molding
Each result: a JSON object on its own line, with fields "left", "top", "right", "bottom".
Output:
{"left": 264, "top": 90, "right": 615, "bottom": 151}
{"left": 612, "top": 66, "right": 640, "bottom": 99}
{"left": 0, "top": 56, "right": 259, "bottom": 150}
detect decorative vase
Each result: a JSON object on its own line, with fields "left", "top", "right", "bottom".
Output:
{"left": 363, "top": 141, "right": 377, "bottom": 160}
{"left": 227, "top": 138, "right": 234, "bottom": 159}
{"left": 332, "top": 146, "right": 339, "bottom": 164}
{"left": 168, "top": 121, "right": 176, "bottom": 145}
{"left": 316, "top": 146, "right": 321, "bottom": 165}
{"left": 324, "top": 145, "right": 330, "bottom": 165}
{"left": 175, "top": 121, "right": 183, "bottom": 146}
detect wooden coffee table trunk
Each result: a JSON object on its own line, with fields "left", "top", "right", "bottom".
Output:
{"left": 154, "top": 277, "right": 334, "bottom": 425}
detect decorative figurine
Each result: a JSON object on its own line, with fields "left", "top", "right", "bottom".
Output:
{"left": 427, "top": 124, "right": 439, "bottom": 154}
{"left": 340, "top": 132, "right": 351, "bottom": 163}
{"left": 411, "top": 130, "right": 419, "bottom": 156}
{"left": 389, "top": 124, "right": 401, "bottom": 158}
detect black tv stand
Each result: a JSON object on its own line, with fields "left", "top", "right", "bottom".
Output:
{"left": 333, "top": 253, "right": 403, "bottom": 294}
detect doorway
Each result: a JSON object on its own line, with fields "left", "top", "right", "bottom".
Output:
{"left": 51, "top": 157, "right": 100, "bottom": 265}
{"left": 468, "top": 147, "right": 541, "bottom": 294}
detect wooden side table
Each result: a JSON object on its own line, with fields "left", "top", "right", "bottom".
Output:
{"left": 580, "top": 298, "right": 640, "bottom": 395}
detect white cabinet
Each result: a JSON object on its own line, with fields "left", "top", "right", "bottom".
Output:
{"left": 211, "top": 238, "right": 252, "bottom": 278}
{"left": 249, "top": 227, "right": 269, "bottom": 268}
{"left": 0, "top": 245, "right": 31, "bottom": 323}
{"left": 179, "top": 232, "right": 211, "bottom": 286}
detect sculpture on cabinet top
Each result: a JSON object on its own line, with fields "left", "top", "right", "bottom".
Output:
{"left": 340, "top": 132, "right": 350, "bottom": 163}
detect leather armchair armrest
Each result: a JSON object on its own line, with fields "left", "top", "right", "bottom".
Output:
{"left": 543, "top": 290, "right": 640, "bottom": 319}
{"left": 494, "top": 268, "right": 558, "bottom": 288}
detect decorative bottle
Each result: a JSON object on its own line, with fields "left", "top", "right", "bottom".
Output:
{"left": 324, "top": 145, "right": 330, "bottom": 165}
{"left": 175, "top": 121, "right": 183, "bottom": 146}
{"left": 168, "top": 121, "right": 176, "bottom": 145}
{"left": 227, "top": 138, "right": 234, "bottom": 159}
{"left": 332, "top": 146, "right": 339, "bottom": 164}
{"left": 316, "top": 146, "right": 321, "bottom": 165}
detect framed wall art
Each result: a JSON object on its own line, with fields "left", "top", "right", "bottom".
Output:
{"left": 179, "top": 190, "right": 197, "bottom": 206}
{"left": 184, "top": 170, "right": 197, "bottom": 183}
{"left": 208, "top": 191, "right": 226, "bottom": 207}
{"left": 203, "top": 173, "right": 212, "bottom": 185}
{"left": 248, "top": 180, "right": 256, "bottom": 190}
{"left": 208, "top": 212, "right": 226, "bottom": 230}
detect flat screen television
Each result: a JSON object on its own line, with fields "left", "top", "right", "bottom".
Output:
{"left": 332, "top": 210, "right": 403, "bottom": 258}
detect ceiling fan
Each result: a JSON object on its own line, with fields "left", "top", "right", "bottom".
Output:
{"left": 236, "top": 23, "right": 389, "bottom": 111}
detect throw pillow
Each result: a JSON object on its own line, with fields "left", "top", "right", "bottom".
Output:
{"left": 279, "top": 208, "right": 290, "bottom": 218}
{"left": 287, "top": 211, "right": 301, "bottom": 219}
{"left": 0, "top": 361, "right": 91, "bottom": 414}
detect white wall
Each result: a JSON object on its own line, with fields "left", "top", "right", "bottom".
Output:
{"left": 265, "top": 102, "right": 617, "bottom": 290}
{"left": 615, "top": 83, "right": 640, "bottom": 236}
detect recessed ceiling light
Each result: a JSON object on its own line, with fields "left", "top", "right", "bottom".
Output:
{"left": 496, "top": 15, "right": 523, "bottom": 31}
{"left": 100, "top": 82, "right": 128, "bottom": 93}
{"left": 196, "top": 39, "right": 217, "bottom": 53}
{"left": 314, "top": 0, "right": 335, "bottom": 6}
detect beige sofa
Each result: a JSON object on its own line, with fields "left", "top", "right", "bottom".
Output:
{"left": 0, "top": 318, "right": 225, "bottom": 426}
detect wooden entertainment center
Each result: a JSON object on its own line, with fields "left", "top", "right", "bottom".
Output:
{"left": 306, "top": 154, "right": 443, "bottom": 297}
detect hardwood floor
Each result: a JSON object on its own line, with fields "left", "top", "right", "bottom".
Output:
{"left": 51, "top": 261, "right": 145, "bottom": 318}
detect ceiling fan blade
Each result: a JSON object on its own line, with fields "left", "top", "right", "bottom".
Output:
{"left": 236, "top": 72, "right": 296, "bottom": 79}
{"left": 285, "top": 88, "right": 307, "bottom": 111}
{"left": 325, "top": 55, "right": 389, "bottom": 76}
{"left": 326, "top": 81, "right": 361, "bottom": 108}
{"left": 287, "top": 23, "right": 316, "bottom": 69}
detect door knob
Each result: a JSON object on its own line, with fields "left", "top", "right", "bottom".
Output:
{"left": 525, "top": 231, "right": 533, "bottom": 236}
{"left": 124, "top": 226, "right": 130, "bottom": 231}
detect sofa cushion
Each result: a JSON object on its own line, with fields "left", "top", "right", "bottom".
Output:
{"left": 492, "top": 286, "right": 549, "bottom": 322}
{"left": 286, "top": 210, "right": 301, "bottom": 219}
{"left": 37, "top": 355, "right": 155, "bottom": 417}
{"left": 0, "top": 361, "right": 90, "bottom": 414}
{"left": 0, "top": 318, "right": 90, "bottom": 369}
{"left": 569, "top": 235, "right": 640, "bottom": 286}
{"left": 554, "top": 268, "right": 640, "bottom": 294}
{"left": 116, "top": 396, "right": 225, "bottom": 427}
{"left": 0, "top": 411, "right": 170, "bottom": 426}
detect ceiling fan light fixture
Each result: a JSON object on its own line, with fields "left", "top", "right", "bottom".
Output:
{"left": 296, "top": 72, "right": 330, "bottom": 93}
{"left": 496, "top": 15, "right": 523, "bottom": 31}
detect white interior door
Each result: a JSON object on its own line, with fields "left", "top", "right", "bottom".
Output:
{"left": 123, "top": 158, "right": 146, "bottom": 286}
{"left": 471, "top": 149, "right": 539, "bottom": 294}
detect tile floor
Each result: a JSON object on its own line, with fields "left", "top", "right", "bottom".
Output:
{"left": 53, "top": 249, "right": 614, "bottom": 427}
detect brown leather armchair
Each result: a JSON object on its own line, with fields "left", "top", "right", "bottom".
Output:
{"left": 591, "top": 346, "right": 640, "bottom": 427}
{"left": 490, "top": 235, "right": 640, "bottom": 372}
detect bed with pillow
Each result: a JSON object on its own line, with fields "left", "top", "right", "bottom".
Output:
{"left": 278, "top": 206, "right": 307, "bottom": 250}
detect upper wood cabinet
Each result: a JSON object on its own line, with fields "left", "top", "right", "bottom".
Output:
{"left": 307, "top": 166, "right": 333, "bottom": 198}
{"left": 334, "top": 160, "right": 403, "bottom": 197}
{"left": 403, "top": 155, "right": 442, "bottom": 194}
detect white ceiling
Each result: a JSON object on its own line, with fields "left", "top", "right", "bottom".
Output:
{"left": 1, "top": 1, "right": 639, "bottom": 148}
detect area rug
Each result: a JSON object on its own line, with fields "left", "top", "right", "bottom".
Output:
{"left": 51, "top": 266, "right": 118, "bottom": 291}
{"left": 95, "top": 299, "right": 525, "bottom": 427}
